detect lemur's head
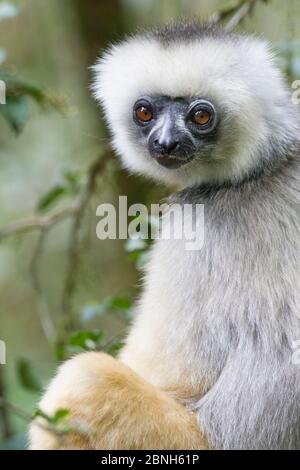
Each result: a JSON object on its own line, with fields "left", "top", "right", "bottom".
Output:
{"left": 93, "top": 22, "right": 298, "bottom": 187}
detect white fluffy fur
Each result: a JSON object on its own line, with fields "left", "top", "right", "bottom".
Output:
{"left": 93, "top": 33, "right": 296, "bottom": 187}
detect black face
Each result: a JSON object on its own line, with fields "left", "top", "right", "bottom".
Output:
{"left": 132, "top": 95, "right": 218, "bottom": 169}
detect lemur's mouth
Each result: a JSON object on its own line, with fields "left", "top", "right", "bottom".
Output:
{"left": 155, "top": 154, "right": 193, "bottom": 169}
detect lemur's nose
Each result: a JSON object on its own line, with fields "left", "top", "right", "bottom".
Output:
{"left": 153, "top": 138, "right": 180, "bottom": 155}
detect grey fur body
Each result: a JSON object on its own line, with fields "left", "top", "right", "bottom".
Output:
{"left": 122, "top": 156, "right": 300, "bottom": 449}
{"left": 94, "top": 22, "right": 300, "bottom": 449}
{"left": 182, "top": 158, "right": 300, "bottom": 449}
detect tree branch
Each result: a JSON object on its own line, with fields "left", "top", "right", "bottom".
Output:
{"left": 0, "top": 207, "right": 75, "bottom": 240}
{"left": 225, "top": 0, "right": 257, "bottom": 31}
{"left": 210, "top": 0, "right": 269, "bottom": 31}
{"left": 0, "top": 397, "right": 70, "bottom": 441}
{"left": 29, "top": 228, "right": 57, "bottom": 343}
{"left": 61, "top": 150, "right": 113, "bottom": 325}
{"left": 0, "top": 148, "right": 113, "bottom": 343}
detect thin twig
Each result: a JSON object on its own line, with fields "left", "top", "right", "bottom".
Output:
{"left": 30, "top": 228, "right": 57, "bottom": 343}
{"left": 0, "top": 206, "right": 75, "bottom": 240}
{"left": 0, "top": 397, "right": 55, "bottom": 441}
{"left": 209, "top": 0, "right": 246, "bottom": 24}
{"left": 0, "top": 397, "right": 87, "bottom": 442}
{"left": 209, "top": 0, "right": 268, "bottom": 31}
{"left": 225, "top": 0, "right": 257, "bottom": 31}
{"left": 100, "top": 328, "right": 127, "bottom": 353}
{"left": 0, "top": 148, "right": 113, "bottom": 343}
{"left": 61, "top": 150, "right": 113, "bottom": 323}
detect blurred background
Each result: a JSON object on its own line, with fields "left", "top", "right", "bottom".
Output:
{"left": 0, "top": 0, "right": 299, "bottom": 450}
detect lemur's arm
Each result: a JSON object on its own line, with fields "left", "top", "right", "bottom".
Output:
{"left": 29, "top": 352, "right": 208, "bottom": 450}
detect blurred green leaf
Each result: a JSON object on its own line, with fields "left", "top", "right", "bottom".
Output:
{"left": 0, "top": 95, "right": 29, "bottom": 133}
{"left": 128, "top": 250, "right": 150, "bottom": 270}
{"left": 63, "top": 170, "right": 82, "bottom": 193}
{"left": 56, "top": 329, "right": 106, "bottom": 360}
{"left": 110, "top": 297, "right": 133, "bottom": 310}
{"left": 126, "top": 237, "right": 151, "bottom": 269}
{"left": 37, "top": 185, "right": 69, "bottom": 212}
{"left": 68, "top": 330, "right": 104, "bottom": 351}
{"left": 34, "top": 408, "right": 48, "bottom": 420}
{"left": 104, "top": 341, "right": 124, "bottom": 357}
{"left": 55, "top": 344, "right": 66, "bottom": 362}
{"left": 0, "top": 72, "right": 69, "bottom": 110}
{"left": 0, "top": 71, "right": 71, "bottom": 133}
{"left": 34, "top": 407, "right": 70, "bottom": 425}
{"left": 124, "top": 213, "right": 155, "bottom": 270}
{"left": 16, "top": 358, "right": 41, "bottom": 393}
{"left": 36, "top": 171, "right": 82, "bottom": 213}
{"left": 34, "top": 407, "right": 86, "bottom": 437}
{"left": 52, "top": 409, "right": 70, "bottom": 424}
{"left": 81, "top": 296, "right": 133, "bottom": 323}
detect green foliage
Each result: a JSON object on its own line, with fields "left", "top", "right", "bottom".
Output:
{"left": 0, "top": 0, "right": 52, "bottom": 136}
{"left": 33, "top": 407, "right": 94, "bottom": 441}
{"left": 16, "top": 359, "right": 41, "bottom": 393}
{"left": 81, "top": 296, "right": 134, "bottom": 323}
{"left": 126, "top": 239, "right": 151, "bottom": 270}
{"left": 33, "top": 408, "right": 74, "bottom": 437}
{"left": 105, "top": 341, "right": 124, "bottom": 357}
{"left": 34, "top": 408, "right": 70, "bottom": 426}
{"left": 56, "top": 329, "right": 104, "bottom": 361}
{"left": 56, "top": 324, "right": 126, "bottom": 361}
{"left": 125, "top": 214, "right": 160, "bottom": 269}
{"left": 37, "top": 171, "right": 82, "bottom": 212}
{"left": 37, "top": 186, "right": 71, "bottom": 212}
{"left": 69, "top": 329, "right": 104, "bottom": 350}
{"left": 0, "top": 72, "right": 70, "bottom": 133}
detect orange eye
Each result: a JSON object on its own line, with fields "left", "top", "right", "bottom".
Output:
{"left": 135, "top": 105, "right": 153, "bottom": 123}
{"left": 193, "top": 109, "right": 211, "bottom": 126}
